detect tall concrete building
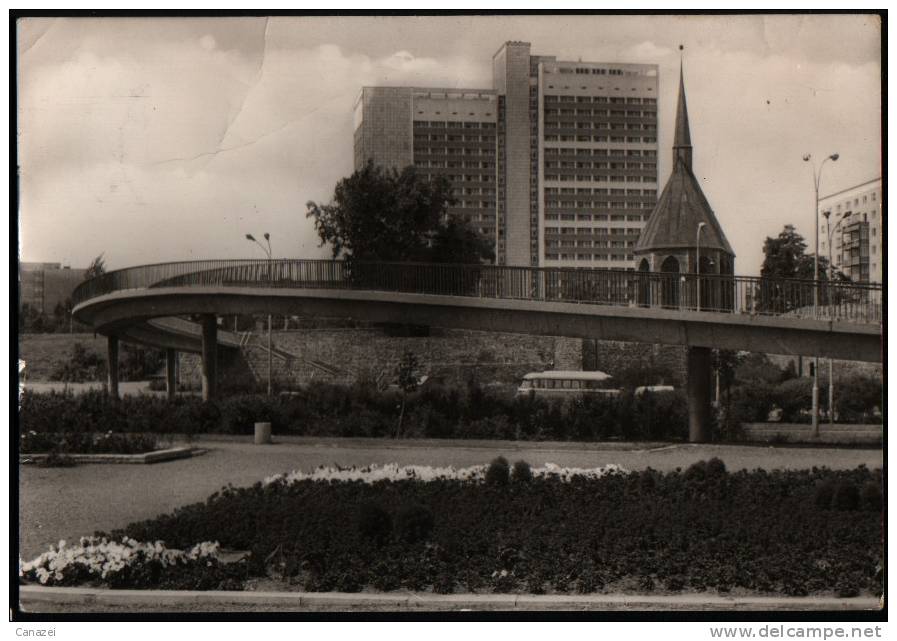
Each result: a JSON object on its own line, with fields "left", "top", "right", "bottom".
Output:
{"left": 353, "top": 86, "right": 499, "bottom": 243}
{"left": 353, "top": 42, "right": 660, "bottom": 268}
{"left": 819, "top": 177, "right": 883, "bottom": 283}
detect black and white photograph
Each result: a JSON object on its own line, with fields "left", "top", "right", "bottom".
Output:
{"left": 13, "top": 11, "right": 885, "bottom": 624}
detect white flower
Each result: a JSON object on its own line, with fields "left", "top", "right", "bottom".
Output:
{"left": 263, "top": 462, "right": 629, "bottom": 486}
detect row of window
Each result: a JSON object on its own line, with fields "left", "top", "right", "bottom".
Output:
{"left": 452, "top": 187, "right": 496, "bottom": 196}
{"left": 544, "top": 108, "right": 657, "bottom": 118}
{"left": 545, "top": 187, "right": 656, "bottom": 196}
{"left": 414, "top": 147, "right": 494, "bottom": 156}
{"left": 545, "top": 226, "right": 642, "bottom": 235}
{"left": 555, "top": 67, "right": 629, "bottom": 76}
{"left": 544, "top": 135, "right": 658, "bottom": 144}
{"left": 832, "top": 191, "right": 878, "bottom": 212}
{"left": 547, "top": 240, "right": 637, "bottom": 248}
{"left": 545, "top": 148, "right": 657, "bottom": 158}
{"left": 545, "top": 214, "right": 646, "bottom": 222}
{"left": 544, "top": 96, "right": 657, "bottom": 105}
{"left": 450, "top": 200, "right": 496, "bottom": 209}
{"left": 545, "top": 175, "right": 656, "bottom": 184}
{"left": 414, "top": 134, "right": 496, "bottom": 143}
{"left": 412, "top": 121, "right": 497, "bottom": 129}
{"left": 546, "top": 123, "right": 656, "bottom": 133}
{"left": 544, "top": 161, "right": 656, "bottom": 170}
{"left": 545, "top": 201, "right": 653, "bottom": 211}
{"left": 419, "top": 161, "right": 495, "bottom": 169}
{"left": 545, "top": 254, "right": 636, "bottom": 262}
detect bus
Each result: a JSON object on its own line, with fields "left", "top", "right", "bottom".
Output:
{"left": 516, "top": 370, "right": 622, "bottom": 398}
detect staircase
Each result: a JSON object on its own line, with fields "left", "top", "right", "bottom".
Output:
{"left": 239, "top": 330, "right": 346, "bottom": 386}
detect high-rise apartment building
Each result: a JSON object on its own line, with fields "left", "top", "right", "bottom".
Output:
{"left": 819, "top": 178, "right": 883, "bottom": 283}
{"left": 353, "top": 86, "right": 499, "bottom": 243}
{"left": 353, "top": 42, "right": 660, "bottom": 268}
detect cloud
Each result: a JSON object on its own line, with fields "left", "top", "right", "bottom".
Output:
{"left": 17, "top": 16, "right": 881, "bottom": 279}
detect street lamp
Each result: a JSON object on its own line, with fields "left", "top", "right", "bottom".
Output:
{"left": 246, "top": 232, "right": 274, "bottom": 397}
{"left": 802, "top": 152, "right": 838, "bottom": 438}
{"left": 696, "top": 222, "right": 706, "bottom": 312}
{"left": 822, "top": 210, "right": 846, "bottom": 429}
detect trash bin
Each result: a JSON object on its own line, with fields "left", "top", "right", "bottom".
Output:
{"left": 254, "top": 422, "right": 272, "bottom": 445}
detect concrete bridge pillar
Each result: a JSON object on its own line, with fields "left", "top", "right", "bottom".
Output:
{"left": 200, "top": 315, "right": 218, "bottom": 401}
{"left": 687, "top": 346, "right": 713, "bottom": 442}
{"left": 165, "top": 348, "right": 178, "bottom": 401}
{"left": 107, "top": 335, "right": 119, "bottom": 399}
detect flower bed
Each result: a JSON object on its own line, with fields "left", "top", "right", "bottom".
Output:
{"left": 20, "top": 460, "right": 883, "bottom": 597}
{"left": 20, "top": 431, "right": 159, "bottom": 455}
{"left": 263, "top": 462, "right": 627, "bottom": 485}
{"left": 19, "top": 537, "right": 243, "bottom": 590}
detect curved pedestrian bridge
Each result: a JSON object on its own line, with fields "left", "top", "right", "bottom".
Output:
{"left": 72, "top": 258, "right": 881, "bottom": 363}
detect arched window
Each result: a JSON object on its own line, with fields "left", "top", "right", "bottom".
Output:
{"left": 637, "top": 258, "right": 650, "bottom": 306}
{"left": 660, "top": 256, "right": 680, "bottom": 308}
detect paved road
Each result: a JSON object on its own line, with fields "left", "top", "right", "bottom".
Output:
{"left": 18, "top": 436, "right": 882, "bottom": 561}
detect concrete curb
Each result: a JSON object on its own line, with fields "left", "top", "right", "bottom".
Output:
{"left": 20, "top": 447, "right": 206, "bottom": 465}
{"left": 18, "top": 586, "right": 882, "bottom": 611}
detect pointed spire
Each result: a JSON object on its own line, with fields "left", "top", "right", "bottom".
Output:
{"left": 673, "top": 48, "right": 693, "bottom": 170}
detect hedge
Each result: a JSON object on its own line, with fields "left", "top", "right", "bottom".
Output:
{"left": 18, "top": 383, "right": 690, "bottom": 442}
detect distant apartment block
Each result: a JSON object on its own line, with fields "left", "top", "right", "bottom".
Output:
{"left": 19, "top": 262, "right": 86, "bottom": 314}
{"left": 819, "top": 178, "right": 883, "bottom": 283}
{"left": 353, "top": 41, "right": 660, "bottom": 268}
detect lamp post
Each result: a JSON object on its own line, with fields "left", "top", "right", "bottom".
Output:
{"left": 246, "top": 232, "right": 273, "bottom": 397}
{"left": 822, "top": 210, "right": 845, "bottom": 429}
{"left": 696, "top": 222, "right": 706, "bottom": 312}
{"left": 802, "top": 152, "right": 838, "bottom": 438}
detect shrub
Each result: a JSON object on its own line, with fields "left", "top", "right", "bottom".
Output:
{"left": 357, "top": 502, "right": 392, "bottom": 546}
{"left": 511, "top": 460, "right": 533, "bottom": 483}
{"left": 727, "top": 383, "right": 777, "bottom": 427}
{"left": 20, "top": 431, "right": 157, "bottom": 455}
{"left": 394, "top": 504, "right": 435, "bottom": 544}
{"left": 814, "top": 480, "right": 836, "bottom": 509}
{"left": 774, "top": 378, "right": 814, "bottom": 423}
{"left": 485, "top": 456, "right": 510, "bottom": 486}
{"left": 860, "top": 482, "right": 882, "bottom": 512}
{"left": 705, "top": 457, "right": 727, "bottom": 477}
{"left": 832, "top": 482, "right": 860, "bottom": 511}
{"left": 835, "top": 376, "right": 883, "bottom": 424}
{"left": 684, "top": 460, "right": 708, "bottom": 482}
{"left": 50, "top": 343, "right": 107, "bottom": 382}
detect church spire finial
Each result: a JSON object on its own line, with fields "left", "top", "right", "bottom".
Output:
{"left": 673, "top": 45, "right": 693, "bottom": 170}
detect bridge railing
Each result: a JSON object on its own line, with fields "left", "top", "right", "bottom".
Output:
{"left": 71, "top": 259, "right": 883, "bottom": 324}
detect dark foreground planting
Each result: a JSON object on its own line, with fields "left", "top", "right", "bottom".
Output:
{"left": 85, "top": 462, "right": 884, "bottom": 597}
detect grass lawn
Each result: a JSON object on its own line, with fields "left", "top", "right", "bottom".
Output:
{"left": 18, "top": 333, "right": 106, "bottom": 381}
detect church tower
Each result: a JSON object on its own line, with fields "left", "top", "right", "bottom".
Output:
{"left": 633, "top": 60, "right": 735, "bottom": 308}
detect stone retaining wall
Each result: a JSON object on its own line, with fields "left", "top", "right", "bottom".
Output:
{"left": 741, "top": 423, "right": 882, "bottom": 445}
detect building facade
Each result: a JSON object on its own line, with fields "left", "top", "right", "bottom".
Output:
{"left": 19, "top": 262, "right": 87, "bottom": 314}
{"left": 353, "top": 41, "right": 660, "bottom": 268}
{"left": 353, "top": 86, "right": 499, "bottom": 244}
{"left": 819, "top": 178, "right": 883, "bottom": 283}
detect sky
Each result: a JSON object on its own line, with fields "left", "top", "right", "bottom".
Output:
{"left": 17, "top": 14, "right": 882, "bottom": 276}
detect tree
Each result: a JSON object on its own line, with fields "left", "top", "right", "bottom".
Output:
{"left": 306, "top": 161, "right": 493, "bottom": 265}
{"left": 84, "top": 254, "right": 106, "bottom": 280}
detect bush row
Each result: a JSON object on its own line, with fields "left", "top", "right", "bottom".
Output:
{"left": 724, "top": 375, "right": 883, "bottom": 425}
{"left": 20, "top": 431, "right": 159, "bottom": 455}
{"left": 101, "top": 463, "right": 883, "bottom": 595}
{"left": 19, "top": 383, "right": 690, "bottom": 441}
